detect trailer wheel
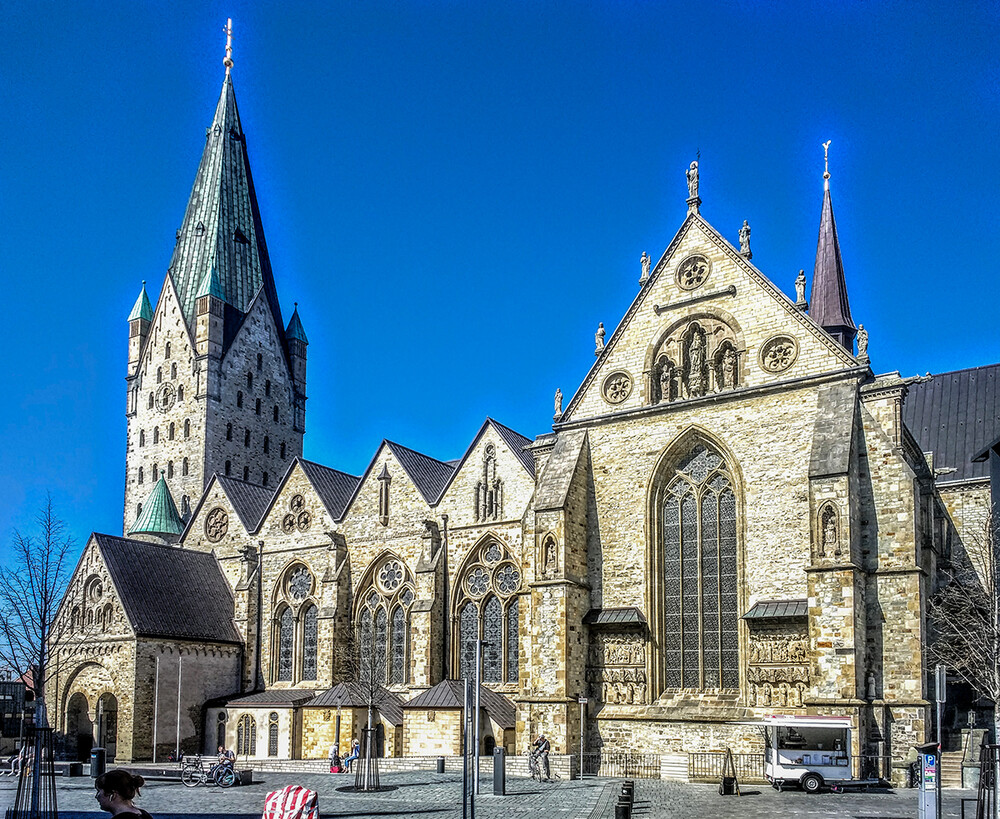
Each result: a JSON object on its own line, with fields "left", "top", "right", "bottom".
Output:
{"left": 801, "top": 772, "right": 823, "bottom": 794}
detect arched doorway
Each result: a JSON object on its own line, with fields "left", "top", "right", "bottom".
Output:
{"left": 66, "top": 693, "right": 92, "bottom": 761}
{"left": 96, "top": 693, "right": 119, "bottom": 761}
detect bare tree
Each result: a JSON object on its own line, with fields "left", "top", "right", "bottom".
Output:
{"left": 928, "top": 506, "right": 1000, "bottom": 740}
{"left": 0, "top": 495, "right": 76, "bottom": 719}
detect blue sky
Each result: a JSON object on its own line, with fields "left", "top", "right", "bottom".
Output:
{"left": 2, "top": 1, "right": 998, "bottom": 547}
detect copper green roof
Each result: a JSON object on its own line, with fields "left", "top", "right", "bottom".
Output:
{"left": 195, "top": 264, "right": 226, "bottom": 300}
{"left": 128, "top": 473, "right": 185, "bottom": 536}
{"left": 166, "top": 71, "right": 285, "bottom": 344}
{"left": 285, "top": 306, "right": 308, "bottom": 343}
{"left": 127, "top": 282, "right": 153, "bottom": 322}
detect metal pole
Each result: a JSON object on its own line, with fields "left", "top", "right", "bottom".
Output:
{"left": 579, "top": 698, "right": 585, "bottom": 780}
{"left": 462, "top": 676, "right": 469, "bottom": 819}
{"left": 936, "top": 664, "right": 945, "bottom": 819}
{"left": 152, "top": 656, "right": 159, "bottom": 763}
{"left": 474, "top": 639, "right": 482, "bottom": 794}
{"left": 175, "top": 654, "right": 182, "bottom": 759}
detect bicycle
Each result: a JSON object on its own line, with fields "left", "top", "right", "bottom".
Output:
{"left": 524, "top": 749, "right": 556, "bottom": 782}
{"left": 181, "top": 755, "right": 236, "bottom": 788}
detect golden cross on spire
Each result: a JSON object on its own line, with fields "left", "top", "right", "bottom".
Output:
{"left": 823, "top": 140, "right": 832, "bottom": 189}
{"left": 223, "top": 18, "right": 234, "bottom": 73}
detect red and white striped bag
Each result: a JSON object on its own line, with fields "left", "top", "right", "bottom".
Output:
{"left": 261, "top": 784, "right": 319, "bottom": 819}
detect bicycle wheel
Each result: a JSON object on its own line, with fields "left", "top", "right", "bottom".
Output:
{"left": 181, "top": 766, "right": 202, "bottom": 788}
{"left": 215, "top": 767, "right": 236, "bottom": 788}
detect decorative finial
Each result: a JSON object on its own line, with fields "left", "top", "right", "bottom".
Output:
{"left": 223, "top": 18, "right": 234, "bottom": 73}
{"left": 686, "top": 161, "right": 700, "bottom": 214}
{"left": 823, "top": 140, "right": 831, "bottom": 190}
{"left": 141, "top": 280, "right": 146, "bottom": 286}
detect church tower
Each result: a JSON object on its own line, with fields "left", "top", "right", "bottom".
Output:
{"left": 123, "top": 27, "right": 307, "bottom": 533}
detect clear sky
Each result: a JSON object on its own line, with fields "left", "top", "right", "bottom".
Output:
{"left": 2, "top": 1, "right": 998, "bottom": 548}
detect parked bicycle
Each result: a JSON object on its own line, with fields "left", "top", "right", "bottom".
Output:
{"left": 180, "top": 755, "right": 236, "bottom": 788}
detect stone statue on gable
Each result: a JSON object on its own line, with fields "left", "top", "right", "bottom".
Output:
{"left": 857, "top": 325, "right": 869, "bottom": 360}
{"left": 595, "top": 322, "right": 606, "bottom": 355}
{"left": 686, "top": 161, "right": 699, "bottom": 199}
{"left": 739, "top": 220, "right": 751, "bottom": 257}
{"left": 553, "top": 388, "right": 563, "bottom": 419}
{"left": 639, "top": 251, "right": 650, "bottom": 286}
{"left": 795, "top": 269, "right": 807, "bottom": 305}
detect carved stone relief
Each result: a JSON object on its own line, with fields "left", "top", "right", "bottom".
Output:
{"left": 474, "top": 443, "right": 503, "bottom": 522}
{"left": 602, "top": 371, "right": 633, "bottom": 405}
{"left": 676, "top": 255, "right": 710, "bottom": 291}
{"left": 205, "top": 507, "right": 229, "bottom": 542}
{"left": 747, "top": 626, "right": 809, "bottom": 708}
{"left": 652, "top": 317, "right": 741, "bottom": 403}
{"left": 587, "top": 632, "right": 647, "bottom": 704}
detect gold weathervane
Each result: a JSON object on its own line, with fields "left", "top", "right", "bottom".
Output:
{"left": 823, "top": 140, "right": 832, "bottom": 189}
{"left": 224, "top": 18, "right": 234, "bottom": 72}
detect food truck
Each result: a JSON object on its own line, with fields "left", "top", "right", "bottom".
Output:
{"left": 762, "top": 714, "right": 879, "bottom": 793}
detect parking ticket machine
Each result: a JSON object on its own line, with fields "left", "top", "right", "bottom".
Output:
{"left": 916, "top": 741, "right": 939, "bottom": 819}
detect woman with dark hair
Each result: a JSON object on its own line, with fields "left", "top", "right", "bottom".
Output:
{"left": 94, "top": 769, "right": 154, "bottom": 817}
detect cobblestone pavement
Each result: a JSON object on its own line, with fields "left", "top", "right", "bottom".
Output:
{"left": 0, "top": 772, "right": 981, "bottom": 818}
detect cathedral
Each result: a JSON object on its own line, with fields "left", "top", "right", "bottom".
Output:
{"left": 49, "top": 49, "right": 997, "bottom": 783}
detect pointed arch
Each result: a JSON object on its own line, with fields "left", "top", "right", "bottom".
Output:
{"left": 647, "top": 426, "right": 744, "bottom": 698}
{"left": 354, "top": 552, "right": 415, "bottom": 686}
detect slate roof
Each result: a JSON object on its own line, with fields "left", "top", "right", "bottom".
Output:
{"left": 93, "top": 534, "right": 240, "bottom": 643}
{"left": 225, "top": 690, "right": 316, "bottom": 707}
{"left": 299, "top": 459, "right": 360, "bottom": 520}
{"left": 403, "top": 680, "right": 516, "bottom": 729}
{"left": 385, "top": 441, "right": 457, "bottom": 504}
{"left": 489, "top": 418, "right": 536, "bottom": 477}
{"left": 165, "top": 72, "right": 286, "bottom": 358}
{"left": 742, "top": 599, "right": 809, "bottom": 620}
{"left": 582, "top": 607, "right": 647, "bottom": 626}
{"left": 809, "top": 182, "right": 856, "bottom": 348}
{"left": 307, "top": 682, "right": 404, "bottom": 726}
{"left": 128, "top": 474, "right": 185, "bottom": 536}
{"left": 903, "top": 363, "right": 1000, "bottom": 484}
{"left": 127, "top": 283, "right": 153, "bottom": 322}
{"left": 534, "top": 430, "right": 587, "bottom": 511}
{"left": 809, "top": 381, "right": 856, "bottom": 478}
{"left": 215, "top": 475, "right": 274, "bottom": 530}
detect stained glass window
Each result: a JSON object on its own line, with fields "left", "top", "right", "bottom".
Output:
{"left": 390, "top": 606, "right": 406, "bottom": 684}
{"left": 661, "top": 443, "right": 739, "bottom": 690}
{"left": 268, "top": 718, "right": 279, "bottom": 757}
{"left": 237, "top": 714, "right": 256, "bottom": 755}
{"left": 358, "top": 607, "right": 373, "bottom": 681}
{"left": 505, "top": 598, "right": 519, "bottom": 683}
{"left": 374, "top": 607, "right": 388, "bottom": 683}
{"left": 483, "top": 596, "right": 503, "bottom": 683}
{"left": 288, "top": 567, "right": 311, "bottom": 600}
{"left": 302, "top": 605, "right": 318, "bottom": 681}
{"left": 277, "top": 608, "right": 294, "bottom": 681}
{"left": 459, "top": 601, "right": 478, "bottom": 680}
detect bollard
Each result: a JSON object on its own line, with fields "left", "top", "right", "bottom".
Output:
{"left": 90, "top": 747, "right": 106, "bottom": 778}
{"left": 614, "top": 802, "right": 630, "bottom": 819}
{"left": 436, "top": 756, "right": 445, "bottom": 774}
{"left": 493, "top": 747, "right": 506, "bottom": 795}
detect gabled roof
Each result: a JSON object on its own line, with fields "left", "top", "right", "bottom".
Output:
{"left": 307, "top": 682, "right": 404, "bottom": 726}
{"left": 93, "top": 534, "right": 240, "bottom": 643}
{"left": 385, "top": 441, "right": 456, "bottom": 504}
{"left": 215, "top": 475, "right": 274, "bottom": 530}
{"left": 402, "top": 680, "right": 515, "bottom": 729}
{"left": 128, "top": 473, "right": 184, "bottom": 536}
{"left": 809, "top": 181, "right": 856, "bottom": 348}
{"left": 434, "top": 418, "right": 537, "bottom": 501}
{"left": 225, "top": 689, "right": 316, "bottom": 707}
{"left": 299, "top": 459, "right": 360, "bottom": 520}
{"left": 903, "top": 363, "right": 1000, "bottom": 484}
{"left": 127, "top": 282, "right": 153, "bottom": 322}
{"left": 165, "top": 71, "right": 286, "bottom": 357}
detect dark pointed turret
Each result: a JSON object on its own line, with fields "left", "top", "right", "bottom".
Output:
{"left": 809, "top": 143, "right": 857, "bottom": 352}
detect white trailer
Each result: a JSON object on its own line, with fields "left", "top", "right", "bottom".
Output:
{"left": 761, "top": 714, "right": 879, "bottom": 794}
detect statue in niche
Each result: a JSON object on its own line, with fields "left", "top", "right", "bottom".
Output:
{"left": 795, "top": 269, "right": 807, "bottom": 305}
{"left": 866, "top": 671, "right": 877, "bottom": 700}
{"left": 686, "top": 330, "right": 706, "bottom": 397}
{"left": 821, "top": 506, "right": 839, "bottom": 556}
{"left": 553, "top": 388, "right": 563, "bottom": 419}
{"left": 640, "top": 251, "right": 651, "bottom": 285}
{"left": 543, "top": 538, "right": 557, "bottom": 577}
{"left": 686, "top": 161, "right": 699, "bottom": 199}
{"left": 658, "top": 358, "right": 674, "bottom": 404}
{"left": 857, "top": 325, "right": 869, "bottom": 359}
{"left": 721, "top": 348, "right": 737, "bottom": 389}
{"left": 595, "top": 323, "right": 606, "bottom": 355}
{"left": 739, "top": 220, "right": 751, "bottom": 256}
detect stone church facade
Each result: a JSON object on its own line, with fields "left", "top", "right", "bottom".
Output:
{"left": 49, "top": 58, "right": 996, "bottom": 781}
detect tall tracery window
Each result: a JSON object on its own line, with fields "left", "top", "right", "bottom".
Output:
{"left": 455, "top": 538, "right": 522, "bottom": 684}
{"left": 661, "top": 442, "right": 739, "bottom": 690}
{"left": 272, "top": 564, "right": 318, "bottom": 683}
{"left": 355, "top": 556, "right": 414, "bottom": 685}
{"left": 236, "top": 714, "right": 256, "bottom": 755}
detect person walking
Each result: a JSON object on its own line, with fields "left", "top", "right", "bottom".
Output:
{"left": 95, "top": 769, "right": 154, "bottom": 817}
{"left": 532, "top": 734, "right": 551, "bottom": 782}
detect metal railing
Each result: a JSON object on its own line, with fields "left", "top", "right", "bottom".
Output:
{"left": 688, "top": 752, "right": 766, "bottom": 783}
{"left": 580, "top": 751, "right": 660, "bottom": 779}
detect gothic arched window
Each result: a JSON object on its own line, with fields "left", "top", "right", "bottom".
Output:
{"left": 182, "top": 458, "right": 189, "bottom": 477}
{"left": 165, "top": 342, "right": 171, "bottom": 359}
{"left": 171, "top": 362, "right": 177, "bottom": 380}
{"left": 177, "top": 385, "right": 184, "bottom": 401}
{"left": 272, "top": 564, "right": 319, "bottom": 684}
{"left": 139, "top": 430, "right": 145, "bottom": 447}
{"left": 268, "top": 712, "right": 279, "bottom": 756}
{"left": 277, "top": 607, "right": 294, "bottom": 681}
{"left": 302, "top": 605, "right": 318, "bottom": 681}
{"left": 169, "top": 422, "right": 175, "bottom": 440}
{"left": 454, "top": 537, "right": 522, "bottom": 685}
{"left": 184, "top": 419, "right": 191, "bottom": 438}
{"left": 153, "top": 427, "right": 159, "bottom": 444}
{"left": 355, "top": 556, "right": 414, "bottom": 686}
{"left": 658, "top": 442, "right": 739, "bottom": 691}
{"left": 237, "top": 714, "right": 256, "bottom": 755}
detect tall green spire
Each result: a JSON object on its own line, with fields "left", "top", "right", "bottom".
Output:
{"left": 127, "top": 281, "right": 153, "bottom": 322}
{"left": 128, "top": 472, "right": 185, "bottom": 537}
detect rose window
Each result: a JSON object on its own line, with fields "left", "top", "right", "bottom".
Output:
{"left": 88, "top": 580, "right": 103, "bottom": 603}
{"left": 289, "top": 494, "right": 305, "bottom": 513}
{"left": 465, "top": 567, "right": 490, "bottom": 597}
{"left": 760, "top": 336, "right": 798, "bottom": 373}
{"left": 483, "top": 541, "right": 502, "bottom": 564}
{"left": 288, "top": 567, "right": 312, "bottom": 600}
{"left": 495, "top": 564, "right": 520, "bottom": 595}
{"left": 205, "top": 507, "right": 229, "bottom": 542}
{"left": 281, "top": 514, "right": 296, "bottom": 533}
{"left": 297, "top": 511, "right": 311, "bottom": 531}
{"left": 602, "top": 371, "right": 633, "bottom": 405}
{"left": 676, "top": 255, "right": 710, "bottom": 291}
{"left": 378, "top": 560, "right": 404, "bottom": 593}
